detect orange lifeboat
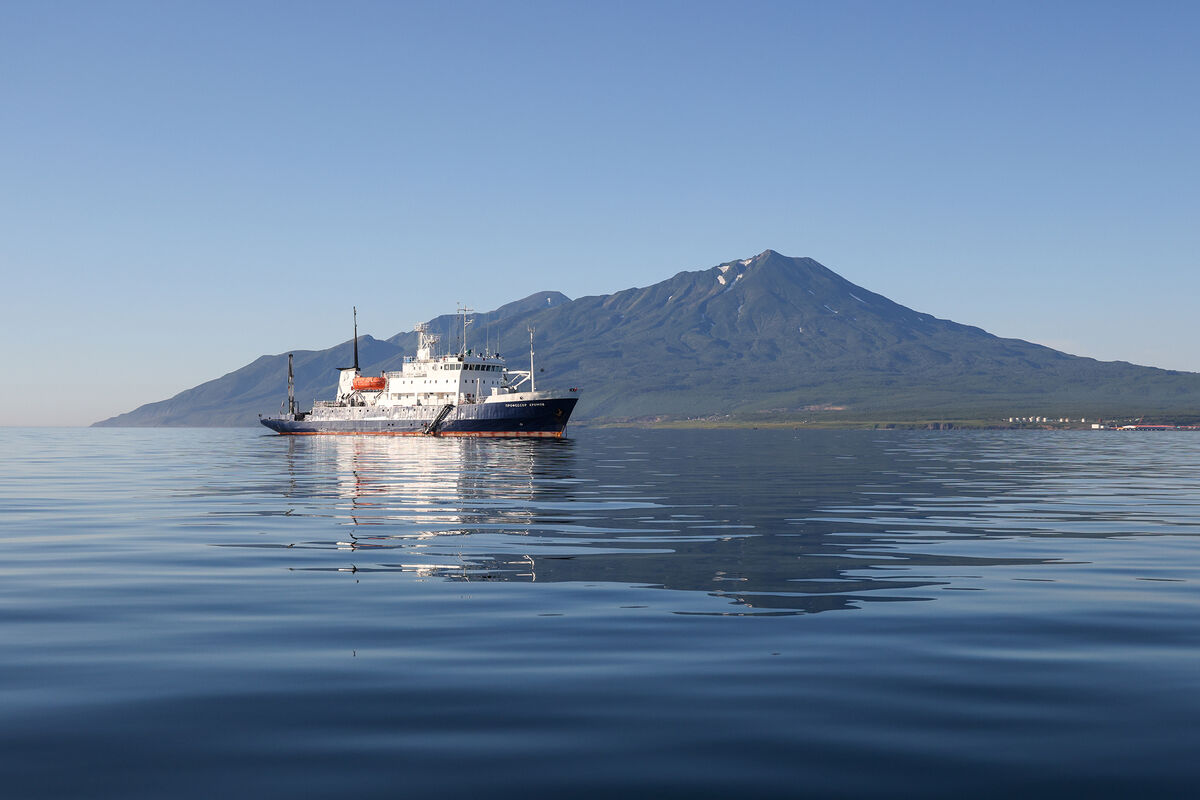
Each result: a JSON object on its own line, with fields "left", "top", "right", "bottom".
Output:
{"left": 351, "top": 376, "right": 387, "bottom": 391}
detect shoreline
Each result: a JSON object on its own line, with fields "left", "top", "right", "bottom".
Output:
{"left": 590, "top": 419, "right": 1200, "bottom": 431}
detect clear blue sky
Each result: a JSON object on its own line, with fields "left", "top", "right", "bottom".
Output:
{"left": 3, "top": 0, "right": 1198, "bottom": 425}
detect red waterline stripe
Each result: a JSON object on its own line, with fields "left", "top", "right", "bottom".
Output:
{"left": 277, "top": 430, "right": 564, "bottom": 438}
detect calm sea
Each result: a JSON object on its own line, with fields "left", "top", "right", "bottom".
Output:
{"left": 1, "top": 427, "right": 1198, "bottom": 798}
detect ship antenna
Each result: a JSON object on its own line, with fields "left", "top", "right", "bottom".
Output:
{"left": 352, "top": 306, "right": 359, "bottom": 371}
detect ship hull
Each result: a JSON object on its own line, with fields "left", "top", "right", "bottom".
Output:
{"left": 260, "top": 397, "right": 577, "bottom": 437}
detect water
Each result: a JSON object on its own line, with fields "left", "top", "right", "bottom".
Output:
{"left": 2, "top": 427, "right": 1198, "bottom": 798}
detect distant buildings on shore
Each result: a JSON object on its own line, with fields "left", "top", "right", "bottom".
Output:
{"left": 1005, "top": 416, "right": 1198, "bottom": 430}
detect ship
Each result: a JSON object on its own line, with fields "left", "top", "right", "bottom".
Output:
{"left": 259, "top": 309, "right": 579, "bottom": 437}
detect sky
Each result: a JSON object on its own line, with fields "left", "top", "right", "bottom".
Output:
{"left": 3, "top": 0, "right": 1198, "bottom": 425}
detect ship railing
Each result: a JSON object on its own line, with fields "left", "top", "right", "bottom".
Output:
{"left": 494, "top": 389, "right": 562, "bottom": 402}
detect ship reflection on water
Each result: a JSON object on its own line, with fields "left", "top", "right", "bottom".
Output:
{"left": 243, "top": 429, "right": 1119, "bottom": 615}
{"left": 8, "top": 427, "right": 1197, "bottom": 798}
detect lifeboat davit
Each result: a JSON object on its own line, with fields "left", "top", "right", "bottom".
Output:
{"left": 351, "top": 376, "right": 387, "bottom": 391}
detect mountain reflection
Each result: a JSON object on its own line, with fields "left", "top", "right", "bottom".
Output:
{"left": 243, "top": 430, "right": 1135, "bottom": 615}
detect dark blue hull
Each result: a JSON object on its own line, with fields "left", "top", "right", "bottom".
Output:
{"left": 260, "top": 397, "right": 577, "bottom": 437}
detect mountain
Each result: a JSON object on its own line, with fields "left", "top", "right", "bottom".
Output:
{"left": 94, "top": 250, "right": 1200, "bottom": 426}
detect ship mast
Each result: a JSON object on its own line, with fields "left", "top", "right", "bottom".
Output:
{"left": 528, "top": 326, "right": 536, "bottom": 393}
{"left": 457, "top": 305, "right": 474, "bottom": 355}
{"left": 415, "top": 322, "right": 440, "bottom": 360}
{"left": 287, "top": 353, "right": 296, "bottom": 415}
{"left": 352, "top": 306, "right": 359, "bottom": 371}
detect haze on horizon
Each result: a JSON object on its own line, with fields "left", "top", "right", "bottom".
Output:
{"left": 3, "top": 1, "right": 1198, "bottom": 426}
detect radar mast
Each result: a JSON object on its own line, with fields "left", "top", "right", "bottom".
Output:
{"left": 457, "top": 305, "right": 474, "bottom": 355}
{"left": 415, "top": 322, "right": 441, "bottom": 360}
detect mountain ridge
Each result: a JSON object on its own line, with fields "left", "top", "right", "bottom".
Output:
{"left": 94, "top": 251, "right": 1200, "bottom": 426}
